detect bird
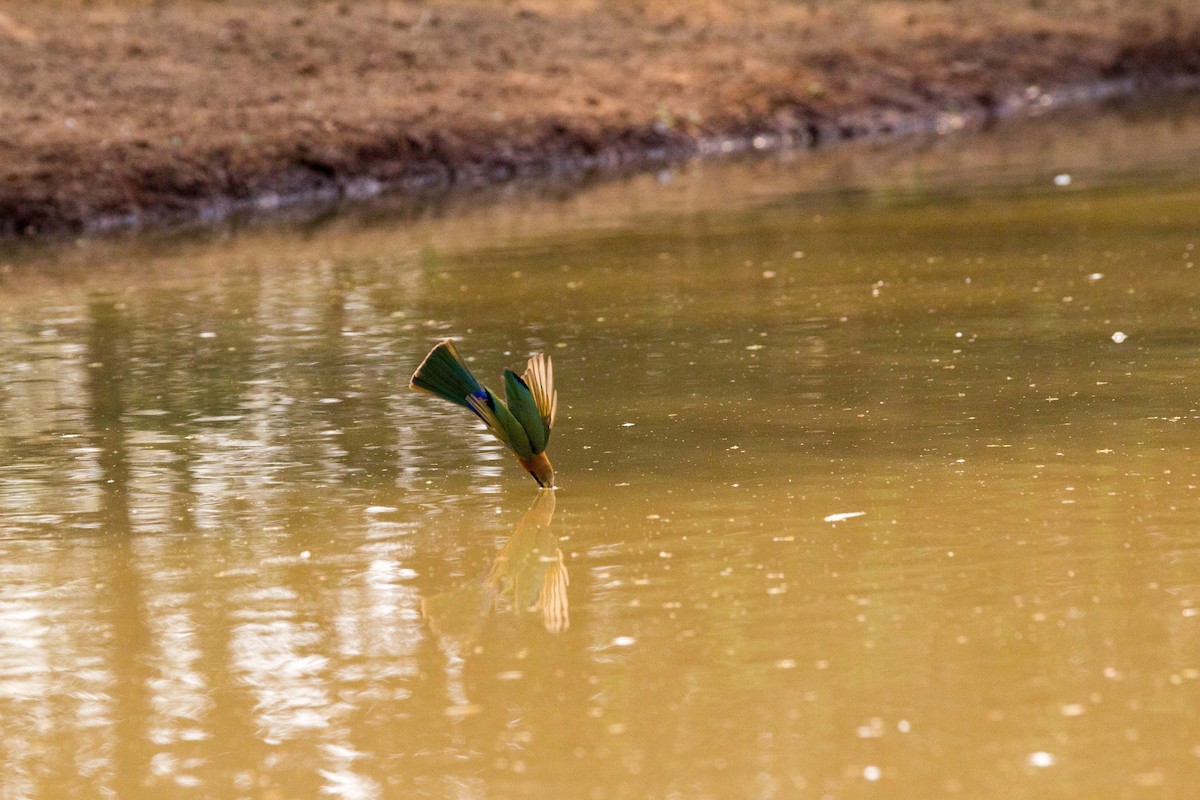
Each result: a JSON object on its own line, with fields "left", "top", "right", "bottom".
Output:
{"left": 409, "top": 340, "right": 558, "bottom": 487}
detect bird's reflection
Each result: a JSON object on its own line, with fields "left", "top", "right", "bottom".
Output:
{"left": 422, "top": 489, "right": 568, "bottom": 640}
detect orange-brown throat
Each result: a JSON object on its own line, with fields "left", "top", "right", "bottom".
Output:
{"left": 518, "top": 451, "right": 555, "bottom": 488}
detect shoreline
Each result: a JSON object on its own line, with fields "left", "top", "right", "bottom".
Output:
{"left": 2, "top": 2, "right": 1199, "bottom": 239}
{"left": 81, "top": 74, "right": 1200, "bottom": 237}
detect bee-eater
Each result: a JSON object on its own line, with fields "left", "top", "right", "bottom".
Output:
{"left": 409, "top": 340, "right": 558, "bottom": 487}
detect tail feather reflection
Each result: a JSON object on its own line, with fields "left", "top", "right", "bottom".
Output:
{"left": 423, "top": 489, "right": 568, "bottom": 639}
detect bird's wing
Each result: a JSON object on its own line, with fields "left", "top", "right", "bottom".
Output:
{"left": 467, "top": 389, "right": 534, "bottom": 460}
{"left": 504, "top": 370, "right": 548, "bottom": 454}
{"left": 521, "top": 353, "right": 557, "bottom": 430}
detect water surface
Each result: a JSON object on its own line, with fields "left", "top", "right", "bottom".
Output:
{"left": 2, "top": 97, "right": 1200, "bottom": 799}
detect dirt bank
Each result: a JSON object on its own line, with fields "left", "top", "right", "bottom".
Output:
{"left": 2, "top": 0, "right": 1199, "bottom": 237}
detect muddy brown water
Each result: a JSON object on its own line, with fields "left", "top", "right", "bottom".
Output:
{"left": 2, "top": 97, "right": 1200, "bottom": 798}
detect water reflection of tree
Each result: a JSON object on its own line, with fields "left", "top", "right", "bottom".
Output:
{"left": 86, "top": 298, "right": 153, "bottom": 800}
{"left": 311, "top": 260, "right": 400, "bottom": 487}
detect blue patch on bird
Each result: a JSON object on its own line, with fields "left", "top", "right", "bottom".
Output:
{"left": 469, "top": 389, "right": 495, "bottom": 411}
{"left": 466, "top": 391, "right": 488, "bottom": 421}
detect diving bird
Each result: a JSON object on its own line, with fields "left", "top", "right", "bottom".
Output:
{"left": 409, "top": 340, "right": 558, "bottom": 487}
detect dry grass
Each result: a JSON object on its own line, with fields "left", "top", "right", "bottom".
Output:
{"left": 0, "top": 0, "right": 1197, "bottom": 233}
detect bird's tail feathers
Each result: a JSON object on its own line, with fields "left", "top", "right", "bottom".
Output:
{"left": 409, "top": 340, "right": 483, "bottom": 407}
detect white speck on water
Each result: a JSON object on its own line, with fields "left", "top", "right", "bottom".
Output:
{"left": 774, "top": 659, "right": 797, "bottom": 669}
{"left": 897, "top": 719, "right": 911, "bottom": 733}
{"left": 1054, "top": 173, "right": 1072, "bottom": 186}
{"left": 444, "top": 704, "right": 482, "bottom": 718}
{"left": 621, "top": 422, "right": 635, "bottom": 427}
{"left": 319, "top": 397, "right": 342, "bottom": 404}
{"left": 1133, "top": 772, "right": 1166, "bottom": 788}
{"left": 199, "top": 331, "right": 217, "bottom": 338}
{"left": 762, "top": 270, "right": 777, "bottom": 279}
{"left": 1028, "top": 751, "right": 1056, "bottom": 768}
{"left": 1060, "top": 703, "right": 1086, "bottom": 717}
{"left": 612, "top": 636, "right": 636, "bottom": 647}
{"left": 365, "top": 506, "right": 398, "bottom": 514}
{"left": 856, "top": 718, "right": 885, "bottom": 738}
{"left": 1111, "top": 331, "right": 1128, "bottom": 343}
{"left": 1088, "top": 272, "right": 1104, "bottom": 281}
{"left": 299, "top": 551, "right": 311, "bottom": 560}
{"left": 824, "top": 511, "right": 865, "bottom": 523}
{"left": 863, "top": 765, "right": 881, "bottom": 781}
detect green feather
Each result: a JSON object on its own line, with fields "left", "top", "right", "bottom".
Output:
{"left": 468, "top": 389, "right": 534, "bottom": 461}
{"left": 409, "top": 341, "right": 482, "bottom": 407}
{"left": 489, "top": 391, "right": 535, "bottom": 460}
{"left": 504, "top": 370, "right": 548, "bottom": 454}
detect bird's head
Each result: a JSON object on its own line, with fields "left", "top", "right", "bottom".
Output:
{"left": 529, "top": 462, "right": 555, "bottom": 489}
{"left": 522, "top": 451, "right": 556, "bottom": 489}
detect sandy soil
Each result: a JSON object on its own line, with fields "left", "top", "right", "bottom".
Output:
{"left": 1, "top": 0, "right": 1198, "bottom": 236}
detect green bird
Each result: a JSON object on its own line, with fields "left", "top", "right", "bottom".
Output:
{"left": 409, "top": 340, "right": 559, "bottom": 487}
